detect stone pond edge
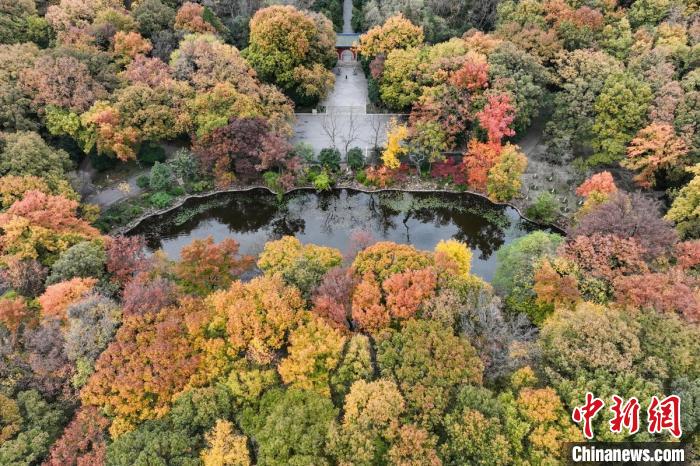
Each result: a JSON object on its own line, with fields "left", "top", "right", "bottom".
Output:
{"left": 110, "top": 183, "right": 568, "bottom": 237}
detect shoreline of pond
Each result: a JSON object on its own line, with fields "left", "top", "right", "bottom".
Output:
{"left": 111, "top": 182, "right": 568, "bottom": 237}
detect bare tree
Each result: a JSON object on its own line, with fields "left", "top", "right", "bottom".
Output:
{"left": 368, "top": 114, "right": 385, "bottom": 165}
{"left": 340, "top": 110, "right": 361, "bottom": 159}
{"left": 321, "top": 111, "right": 340, "bottom": 150}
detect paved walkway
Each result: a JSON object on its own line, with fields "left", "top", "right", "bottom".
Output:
{"left": 343, "top": 0, "right": 353, "bottom": 33}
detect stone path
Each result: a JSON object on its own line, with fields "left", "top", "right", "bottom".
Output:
{"left": 343, "top": 0, "right": 353, "bottom": 33}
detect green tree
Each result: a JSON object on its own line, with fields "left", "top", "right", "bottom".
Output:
{"left": 376, "top": 319, "right": 483, "bottom": 428}
{"left": 0, "top": 131, "right": 71, "bottom": 188}
{"left": 590, "top": 73, "right": 652, "bottom": 166}
{"left": 244, "top": 5, "right": 336, "bottom": 105}
{"left": 493, "top": 231, "right": 563, "bottom": 323}
{"left": 47, "top": 240, "right": 107, "bottom": 284}
{"left": 149, "top": 161, "right": 174, "bottom": 192}
{"left": 242, "top": 388, "right": 337, "bottom": 465}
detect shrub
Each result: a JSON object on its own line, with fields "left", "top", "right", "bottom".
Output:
{"left": 312, "top": 171, "right": 332, "bottom": 191}
{"left": 149, "top": 191, "right": 173, "bottom": 208}
{"left": 319, "top": 148, "right": 341, "bottom": 172}
{"left": 525, "top": 192, "right": 559, "bottom": 224}
{"left": 137, "top": 143, "right": 166, "bottom": 166}
{"left": 347, "top": 147, "right": 365, "bottom": 171}
{"left": 293, "top": 142, "right": 315, "bottom": 164}
{"left": 136, "top": 175, "right": 150, "bottom": 190}
{"left": 149, "top": 162, "right": 173, "bottom": 192}
{"left": 263, "top": 171, "right": 283, "bottom": 195}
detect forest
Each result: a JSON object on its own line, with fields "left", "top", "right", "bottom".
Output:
{"left": 0, "top": 0, "right": 699, "bottom": 464}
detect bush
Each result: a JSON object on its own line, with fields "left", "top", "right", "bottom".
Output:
{"left": 149, "top": 162, "right": 173, "bottom": 192}
{"left": 312, "top": 171, "right": 332, "bottom": 191}
{"left": 319, "top": 148, "right": 341, "bottom": 172}
{"left": 525, "top": 192, "right": 559, "bottom": 224}
{"left": 149, "top": 191, "right": 173, "bottom": 208}
{"left": 138, "top": 143, "right": 166, "bottom": 166}
{"left": 136, "top": 175, "right": 150, "bottom": 190}
{"left": 347, "top": 147, "right": 365, "bottom": 171}
{"left": 263, "top": 171, "right": 282, "bottom": 194}
{"left": 189, "top": 180, "right": 212, "bottom": 193}
{"left": 169, "top": 149, "right": 199, "bottom": 184}
{"left": 293, "top": 142, "right": 315, "bottom": 164}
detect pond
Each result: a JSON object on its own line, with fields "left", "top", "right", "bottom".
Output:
{"left": 130, "top": 189, "right": 546, "bottom": 282}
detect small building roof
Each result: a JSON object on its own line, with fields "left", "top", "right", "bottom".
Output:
{"left": 336, "top": 33, "right": 361, "bottom": 48}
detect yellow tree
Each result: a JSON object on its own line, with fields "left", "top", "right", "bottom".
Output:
{"left": 381, "top": 120, "right": 409, "bottom": 169}
{"left": 623, "top": 123, "right": 688, "bottom": 188}
{"left": 201, "top": 419, "right": 251, "bottom": 466}
{"left": 278, "top": 317, "right": 346, "bottom": 396}
{"left": 357, "top": 14, "right": 424, "bottom": 59}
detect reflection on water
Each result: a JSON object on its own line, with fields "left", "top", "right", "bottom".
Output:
{"left": 131, "top": 189, "right": 543, "bottom": 282}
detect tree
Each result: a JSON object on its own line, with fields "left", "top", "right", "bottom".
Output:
{"left": 329, "top": 334, "right": 374, "bottom": 404}
{"left": 175, "top": 2, "right": 219, "bottom": 34}
{"left": 244, "top": 5, "right": 336, "bottom": 104}
{"left": 176, "top": 236, "right": 253, "bottom": 295}
{"left": 571, "top": 192, "right": 678, "bottom": 261}
{"left": 623, "top": 123, "right": 689, "bottom": 188}
{"left": 575, "top": 171, "right": 617, "bottom": 198}
{"left": 379, "top": 47, "right": 424, "bottom": 109}
{"left": 407, "top": 121, "right": 448, "bottom": 175}
{"left": 133, "top": 0, "right": 176, "bottom": 38}
{"left": 486, "top": 143, "right": 527, "bottom": 202}
{"left": 193, "top": 117, "right": 292, "bottom": 186}
{"left": 311, "top": 267, "right": 355, "bottom": 330}
{"left": 387, "top": 424, "right": 442, "bottom": 466}
{"left": 381, "top": 120, "right": 409, "bottom": 169}
{"left": 47, "top": 240, "right": 106, "bottom": 284}
{"left": 376, "top": 319, "right": 483, "bottom": 428}
{"left": 209, "top": 275, "right": 304, "bottom": 364}
{"left": 476, "top": 93, "right": 516, "bottom": 144}
{"left": 122, "top": 273, "right": 180, "bottom": 316}
{"left": 0, "top": 175, "right": 75, "bottom": 211}
{"left": 0, "top": 132, "right": 71, "bottom": 186}
{"left": 352, "top": 242, "right": 431, "bottom": 282}
{"left": 540, "top": 302, "right": 642, "bottom": 379}
{"left": 493, "top": 231, "right": 563, "bottom": 323}
{"left": 351, "top": 275, "right": 389, "bottom": 333}
{"left": 614, "top": 269, "right": 699, "bottom": 322}
{"left": 382, "top": 267, "right": 437, "bottom": 319}
{"left": 148, "top": 160, "right": 174, "bottom": 192}
{"left": 106, "top": 235, "right": 148, "bottom": 285}
{"left": 81, "top": 305, "right": 202, "bottom": 436}
{"left": 201, "top": 419, "right": 251, "bottom": 466}
{"left": 44, "top": 407, "right": 109, "bottom": 466}
{"left": 462, "top": 140, "right": 501, "bottom": 192}
{"left": 20, "top": 55, "right": 107, "bottom": 113}
{"left": 38, "top": 277, "right": 97, "bottom": 321}
{"left": 544, "top": 49, "right": 622, "bottom": 161}
{"left": 112, "top": 31, "right": 153, "bottom": 65}
{"left": 590, "top": 73, "right": 652, "bottom": 166}
{"left": 434, "top": 239, "right": 472, "bottom": 279}
{"left": 64, "top": 294, "right": 122, "bottom": 386}
{"left": 257, "top": 236, "right": 342, "bottom": 299}
{"left": 0, "top": 297, "right": 32, "bottom": 343}
{"left": 244, "top": 388, "right": 338, "bottom": 465}
{"left": 0, "top": 43, "right": 40, "bottom": 131}
{"left": 327, "top": 379, "right": 406, "bottom": 465}
{"left": 0, "top": 390, "right": 67, "bottom": 466}
{"left": 278, "top": 317, "right": 346, "bottom": 396}
{"left": 666, "top": 164, "right": 700, "bottom": 239}
{"left": 0, "top": 191, "right": 100, "bottom": 265}
{"left": 357, "top": 14, "right": 424, "bottom": 60}
{"left": 0, "top": 257, "right": 47, "bottom": 297}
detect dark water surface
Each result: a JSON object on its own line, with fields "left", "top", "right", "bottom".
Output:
{"left": 130, "top": 189, "right": 544, "bottom": 282}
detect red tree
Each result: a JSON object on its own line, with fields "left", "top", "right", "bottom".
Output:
{"left": 44, "top": 406, "right": 109, "bottom": 466}
{"left": 476, "top": 93, "right": 516, "bottom": 144}
{"left": 106, "top": 235, "right": 148, "bottom": 286}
